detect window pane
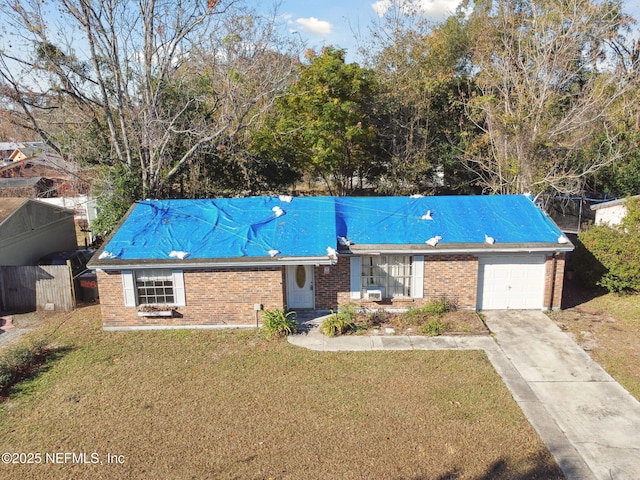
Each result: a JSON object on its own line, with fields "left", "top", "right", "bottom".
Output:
{"left": 360, "top": 255, "right": 412, "bottom": 298}
{"left": 136, "top": 269, "right": 175, "bottom": 305}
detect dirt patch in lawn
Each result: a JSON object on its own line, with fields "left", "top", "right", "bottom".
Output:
{"left": 549, "top": 281, "right": 640, "bottom": 400}
{"left": 0, "top": 305, "right": 562, "bottom": 479}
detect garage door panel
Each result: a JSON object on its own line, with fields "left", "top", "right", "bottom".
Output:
{"left": 478, "top": 256, "right": 545, "bottom": 310}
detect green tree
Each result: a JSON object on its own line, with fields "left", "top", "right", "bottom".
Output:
{"left": 365, "top": 5, "right": 478, "bottom": 194}
{"left": 263, "top": 47, "right": 379, "bottom": 195}
{"left": 594, "top": 36, "right": 640, "bottom": 197}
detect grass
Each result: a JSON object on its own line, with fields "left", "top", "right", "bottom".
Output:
{"left": 550, "top": 290, "right": 640, "bottom": 400}
{"left": 0, "top": 306, "right": 563, "bottom": 479}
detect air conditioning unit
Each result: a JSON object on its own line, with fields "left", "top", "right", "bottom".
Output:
{"left": 365, "top": 288, "right": 384, "bottom": 301}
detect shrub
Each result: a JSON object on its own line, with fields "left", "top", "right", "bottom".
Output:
{"left": 0, "top": 341, "right": 49, "bottom": 390}
{"left": 320, "top": 309, "right": 356, "bottom": 337}
{"left": 3, "top": 346, "right": 36, "bottom": 371}
{"left": 262, "top": 309, "right": 298, "bottom": 339}
{"left": 422, "top": 318, "right": 445, "bottom": 336}
{"left": 569, "top": 236, "right": 607, "bottom": 289}
{"left": 421, "top": 298, "right": 455, "bottom": 315}
{"left": 398, "top": 298, "right": 455, "bottom": 326}
{"left": 337, "top": 303, "right": 358, "bottom": 321}
{"left": 0, "top": 363, "right": 14, "bottom": 390}
{"left": 579, "top": 198, "right": 640, "bottom": 293}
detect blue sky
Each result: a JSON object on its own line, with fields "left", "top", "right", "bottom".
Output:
{"left": 249, "top": 0, "right": 640, "bottom": 62}
{"left": 257, "top": 0, "right": 466, "bottom": 59}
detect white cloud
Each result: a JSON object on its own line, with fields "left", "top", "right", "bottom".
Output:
{"left": 371, "top": 0, "right": 461, "bottom": 18}
{"left": 294, "top": 17, "right": 333, "bottom": 35}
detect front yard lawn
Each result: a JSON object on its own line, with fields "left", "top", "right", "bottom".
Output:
{"left": 0, "top": 306, "right": 562, "bottom": 479}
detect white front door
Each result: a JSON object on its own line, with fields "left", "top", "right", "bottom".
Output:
{"left": 477, "top": 255, "right": 546, "bottom": 310}
{"left": 286, "top": 265, "right": 314, "bottom": 309}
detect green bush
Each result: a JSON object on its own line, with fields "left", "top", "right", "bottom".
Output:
{"left": 0, "top": 363, "right": 14, "bottom": 390}
{"left": 579, "top": 198, "right": 640, "bottom": 293}
{"left": 422, "top": 318, "right": 446, "bottom": 336}
{"left": 569, "top": 237, "right": 607, "bottom": 289}
{"left": 337, "top": 303, "right": 358, "bottom": 321}
{"left": 398, "top": 298, "right": 455, "bottom": 326}
{"left": 320, "top": 307, "right": 357, "bottom": 337}
{"left": 0, "top": 342, "right": 48, "bottom": 390}
{"left": 262, "top": 309, "right": 298, "bottom": 339}
{"left": 421, "top": 298, "right": 455, "bottom": 315}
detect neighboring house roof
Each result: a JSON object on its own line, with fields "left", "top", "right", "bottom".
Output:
{"left": 0, "top": 152, "right": 77, "bottom": 176}
{"left": 590, "top": 194, "right": 640, "bottom": 211}
{"left": 7, "top": 142, "right": 51, "bottom": 160}
{"left": 91, "top": 195, "right": 571, "bottom": 270}
{"left": 0, "top": 177, "right": 44, "bottom": 189}
{"left": 0, "top": 142, "right": 23, "bottom": 151}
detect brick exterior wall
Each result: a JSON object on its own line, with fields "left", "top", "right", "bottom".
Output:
{"left": 543, "top": 253, "right": 566, "bottom": 310}
{"left": 316, "top": 253, "right": 563, "bottom": 312}
{"left": 96, "top": 251, "right": 568, "bottom": 329}
{"left": 315, "top": 254, "right": 479, "bottom": 311}
{"left": 97, "top": 267, "right": 285, "bottom": 329}
{"left": 314, "top": 258, "right": 350, "bottom": 310}
{"left": 422, "top": 255, "right": 478, "bottom": 309}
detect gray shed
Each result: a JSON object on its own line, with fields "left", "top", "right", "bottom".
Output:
{"left": 0, "top": 198, "right": 77, "bottom": 265}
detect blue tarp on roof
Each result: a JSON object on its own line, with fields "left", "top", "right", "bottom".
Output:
{"left": 101, "top": 195, "right": 565, "bottom": 261}
{"left": 102, "top": 197, "right": 336, "bottom": 260}
{"left": 335, "top": 195, "right": 563, "bottom": 245}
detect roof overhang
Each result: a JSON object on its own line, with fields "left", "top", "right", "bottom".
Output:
{"left": 89, "top": 255, "right": 336, "bottom": 271}
{"left": 590, "top": 195, "right": 640, "bottom": 211}
{"left": 344, "top": 242, "right": 574, "bottom": 255}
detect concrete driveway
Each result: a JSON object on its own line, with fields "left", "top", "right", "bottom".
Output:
{"left": 483, "top": 310, "right": 640, "bottom": 480}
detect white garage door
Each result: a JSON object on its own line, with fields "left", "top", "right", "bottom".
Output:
{"left": 477, "top": 255, "right": 546, "bottom": 310}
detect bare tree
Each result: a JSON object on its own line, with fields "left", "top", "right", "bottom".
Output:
{"left": 0, "top": 0, "right": 301, "bottom": 198}
{"left": 462, "top": 0, "right": 634, "bottom": 195}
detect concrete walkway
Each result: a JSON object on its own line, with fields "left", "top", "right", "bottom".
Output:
{"left": 288, "top": 310, "right": 640, "bottom": 480}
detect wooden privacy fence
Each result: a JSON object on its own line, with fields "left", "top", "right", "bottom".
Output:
{"left": 0, "top": 265, "right": 74, "bottom": 312}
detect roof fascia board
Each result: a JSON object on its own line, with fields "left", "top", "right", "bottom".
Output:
{"left": 93, "top": 256, "right": 335, "bottom": 271}
{"left": 590, "top": 195, "right": 640, "bottom": 210}
{"left": 347, "top": 244, "right": 574, "bottom": 255}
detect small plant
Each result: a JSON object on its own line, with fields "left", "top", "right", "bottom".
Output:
{"left": 320, "top": 308, "right": 357, "bottom": 337}
{"left": 137, "top": 305, "right": 175, "bottom": 313}
{"left": 262, "top": 309, "right": 298, "bottom": 339}
{"left": 422, "top": 318, "right": 445, "bottom": 336}
{"left": 338, "top": 303, "right": 358, "bottom": 321}
{"left": 422, "top": 298, "right": 455, "bottom": 315}
{"left": 398, "top": 298, "right": 455, "bottom": 327}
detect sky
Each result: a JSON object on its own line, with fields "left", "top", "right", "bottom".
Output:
{"left": 249, "top": 0, "right": 640, "bottom": 62}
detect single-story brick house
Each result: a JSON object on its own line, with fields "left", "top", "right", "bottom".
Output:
{"left": 88, "top": 195, "right": 573, "bottom": 330}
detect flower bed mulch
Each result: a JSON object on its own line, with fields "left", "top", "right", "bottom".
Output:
{"left": 350, "top": 309, "right": 490, "bottom": 336}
